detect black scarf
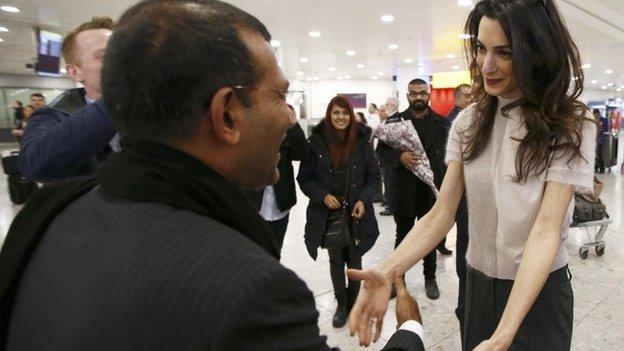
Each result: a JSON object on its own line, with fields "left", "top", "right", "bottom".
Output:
{"left": 0, "top": 139, "right": 278, "bottom": 348}
{"left": 98, "top": 138, "right": 279, "bottom": 259}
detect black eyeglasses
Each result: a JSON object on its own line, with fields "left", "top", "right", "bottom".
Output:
{"left": 232, "top": 86, "right": 303, "bottom": 102}
{"left": 407, "top": 91, "right": 430, "bottom": 98}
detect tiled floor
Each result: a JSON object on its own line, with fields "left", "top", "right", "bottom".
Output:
{"left": 0, "top": 146, "right": 622, "bottom": 350}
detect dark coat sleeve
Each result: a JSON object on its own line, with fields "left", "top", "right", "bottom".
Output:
{"left": 284, "top": 123, "right": 308, "bottom": 161}
{"left": 376, "top": 140, "right": 402, "bottom": 168}
{"left": 297, "top": 148, "right": 328, "bottom": 206}
{"left": 355, "top": 144, "right": 381, "bottom": 204}
{"left": 382, "top": 330, "right": 426, "bottom": 351}
{"left": 211, "top": 265, "right": 334, "bottom": 351}
{"left": 19, "top": 100, "right": 116, "bottom": 182}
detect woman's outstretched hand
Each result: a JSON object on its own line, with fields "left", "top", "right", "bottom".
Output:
{"left": 346, "top": 267, "right": 397, "bottom": 346}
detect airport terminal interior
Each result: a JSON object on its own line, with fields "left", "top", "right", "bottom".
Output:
{"left": 0, "top": 0, "right": 623, "bottom": 350}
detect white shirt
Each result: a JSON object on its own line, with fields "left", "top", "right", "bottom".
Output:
{"left": 259, "top": 186, "right": 289, "bottom": 222}
{"left": 446, "top": 99, "right": 595, "bottom": 279}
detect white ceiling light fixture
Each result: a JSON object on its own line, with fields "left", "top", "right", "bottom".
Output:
{"left": 601, "top": 85, "right": 607, "bottom": 90}
{"left": 388, "top": 44, "right": 399, "bottom": 50}
{"left": 404, "top": 58, "right": 413, "bottom": 64}
{"left": 617, "top": 88, "right": 622, "bottom": 92}
{"left": 380, "top": 15, "right": 394, "bottom": 22}
{"left": 306, "top": 77, "right": 313, "bottom": 82}
{"left": 270, "top": 40, "right": 281, "bottom": 48}
{"left": 457, "top": 0, "right": 474, "bottom": 6}
{"left": 377, "top": 71, "right": 384, "bottom": 76}
{"left": 459, "top": 33, "right": 472, "bottom": 39}
{"left": 418, "top": 62, "right": 425, "bottom": 67}
{"left": 344, "top": 75, "right": 351, "bottom": 79}
{"left": 452, "top": 65, "right": 460, "bottom": 70}
{"left": 357, "top": 64, "right": 365, "bottom": 69}
{"left": 0, "top": 38, "right": 3, "bottom": 42}
{"left": 312, "top": 76, "right": 319, "bottom": 81}
{"left": 296, "top": 71, "right": 304, "bottom": 76}
{"left": 337, "top": 76, "right": 344, "bottom": 80}
{"left": 328, "top": 67, "right": 336, "bottom": 72}
{"left": 590, "top": 80, "right": 597, "bottom": 84}
{"left": 308, "top": 31, "right": 321, "bottom": 38}
{"left": 346, "top": 50, "right": 356, "bottom": 56}
{"left": 299, "top": 57, "right": 309, "bottom": 63}
{"left": 0, "top": 6, "right": 20, "bottom": 13}
{"left": 0, "top": 26, "right": 8, "bottom": 32}
{"left": 581, "top": 64, "right": 591, "bottom": 69}
{"left": 445, "top": 53, "right": 456, "bottom": 59}
{"left": 371, "top": 76, "right": 378, "bottom": 80}
{"left": 605, "top": 69, "right": 613, "bottom": 74}
{"left": 607, "top": 83, "right": 614, "bottom": 87}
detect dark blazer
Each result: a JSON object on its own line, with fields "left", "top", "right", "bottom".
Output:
{"left": 4, "top": 186, "right": 423, "bottom": 351}
{"left": 19, "top": 88, "right": 117, "bottom": 182}
{"left": 376, "top": 108, "right": 450, "bottom": 216}
{"left": 297, "top": 123, "right": 381, "bottom": 260}
{"left": 245, "top": 123, "right": 308, "bottom": 212}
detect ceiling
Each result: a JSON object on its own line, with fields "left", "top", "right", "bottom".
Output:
{"left": 0, "top": 0, "right": 623, "bottom": 92}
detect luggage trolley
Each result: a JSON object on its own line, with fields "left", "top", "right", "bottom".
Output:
{"left": 570, "top": 219, "right": 612, "bottom": 259}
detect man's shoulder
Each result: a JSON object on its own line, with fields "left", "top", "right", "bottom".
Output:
{"left": 430, "top": 110, "right": 450, "bottom": 126}
{"left": 48, "top": 88, "right": 87, "bottom": 115}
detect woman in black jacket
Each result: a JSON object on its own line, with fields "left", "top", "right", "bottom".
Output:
{"left": 297, "top": 96, "right": 381, "bottom": 328}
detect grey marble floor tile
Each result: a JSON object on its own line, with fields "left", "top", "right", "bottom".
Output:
{"left": 572, "top": 315, "right": 624, "bottom": 351}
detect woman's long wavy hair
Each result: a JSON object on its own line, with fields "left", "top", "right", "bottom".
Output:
{"left": 462, "top": 0, "right": 592, "bottom": 183}
{"left": 322, "top": 96, "right": 358, "bottom": 170}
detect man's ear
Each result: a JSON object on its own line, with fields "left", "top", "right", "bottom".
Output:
{"left": 66, "top": 64, "right": 83, "bottom": 83}
{"left": 209, "top": 87, "right": 243, "bottom": 146}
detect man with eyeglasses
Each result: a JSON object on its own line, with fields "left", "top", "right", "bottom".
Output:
{"left": 0, "top": 1, "right": 426, "bottom": 350}
{"left": 377, "top": 79, "right": 451, "bottom": 300}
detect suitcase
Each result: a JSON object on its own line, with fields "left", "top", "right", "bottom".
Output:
{"left": 2, "top": 151, "right": 38, "bottom": 205}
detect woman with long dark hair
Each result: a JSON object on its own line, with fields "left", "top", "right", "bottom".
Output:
{"left": 297, "top": 96, "right": 380, "bottom": 329}
{"left": 348, "top": 1, "right": 596, "bottom": 350}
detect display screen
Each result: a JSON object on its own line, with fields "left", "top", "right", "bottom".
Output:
{"left": 36, "top": 29, "right": 63, "bottom": 76}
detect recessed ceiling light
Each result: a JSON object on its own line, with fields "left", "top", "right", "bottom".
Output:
{"left": 0, "top": 26, "right": 8, "bottom": 32}
{"left": 328, "top": 67, "right": 336, "bottom": 72}
{"left": 337, "top": 76, "right": 344, "bottom": 80}
{"left": 270, "top": 40, "right": 281, "bottom": 48}
{"left": 388, "top": 44, "right": 399, "bottom": 50}
{"left": 357, "top": 64, "right": 365, "bottom": 69}
{"left": 404, "top": 58, "right": 413, "bottom": 64}
{"left": 312, "top": 76, "right": 319, "bottom": 81}
{"left": 581, "top": 64, "right": 591, "bottom": 69}
{"left": 617, "top": 88, "right": 622, "bottom": 92}
{"left": 299, "top": 57, "right": 309, "bottom": 63}
{"left": 346, "top": 50, "right": 356, "bottom": 56}
{"left": 459, "top": 33, "right": 472, "bottom": 39}
{"left": 380, "top": 15, "right": 394, "bottom": 22}
{"left": 377, "top": 71, "right": 384, "bottom": 76}
{"left": 452, "top": 65, "right": 460, "bottom": 70}
{"left": 605, "top": 69, "right": 613, "bottom": 74}
{"left": 344, "top": 75, "right": 351, "bottom": 79}
{"left": 0, "top": 6, "right": 20, "bottom": 13}
{"left": 418, "top": 62, "right": 425, "bottom": 67}
{"left": 308, "top": 31, "right": 321, "bottom": 38}
{"left": 445, "top": 54, "right": 456, "bottom": 59}
{"left": 306, "top": 77, "right": 313, "bottom": 82}
{"left": 457, "top": 0, "right": 473, "bottom": 6}
{"left": 607, "top": 83, "right": 614, "bottom": 87}
{"left": 371, "top": 76, "right": 378, "bottom": 80}
{"left": 601, "top": 85, "right": 607, "bottom": 90}
{"left": 0, "top": 38, "right": 3, "bottom": 42}
{"left": 296, "top": 71, "right": 304, "bottom": 76}
{"left": 591, "top": 80, "right": 598, "bottom": 84}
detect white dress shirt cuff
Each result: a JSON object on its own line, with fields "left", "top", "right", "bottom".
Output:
{"left": 399, "top": 320, "right": 425, "bottom": 344}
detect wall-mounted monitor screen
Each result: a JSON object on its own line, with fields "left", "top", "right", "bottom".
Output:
{"left": 36, "top": 29, "right": 63, "bottom": 77}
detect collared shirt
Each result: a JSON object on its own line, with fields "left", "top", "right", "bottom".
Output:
{"left": 259, "top": 186, "right": 289, "bottom": 222}
{"left": 446, "top": 98, "right": 595, "bottom": 279}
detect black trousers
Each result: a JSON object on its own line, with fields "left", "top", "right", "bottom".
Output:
{"left": 454, "top": 194, "right": 469, "bottom": 347}
{"left": 464, "top": 265, "right": 573, "bottom": 351}
{"left": 268, "top": 214, "right": 289, "bottom": 253}
{"left": 382, "top": 164, "right": 397, "bottom": 210}
{"left": 328, "top": 244, "right": 362, "bottom": 297}
{"left": 394, "top": 210, "right": 437, "bottom": 281}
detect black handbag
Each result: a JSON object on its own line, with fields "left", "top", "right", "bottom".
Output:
{"left": 573, "top": 193, "right": 608, "bottom": 224}
{"left": 322, "top": 161, "right": 354, "bottom": 249}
